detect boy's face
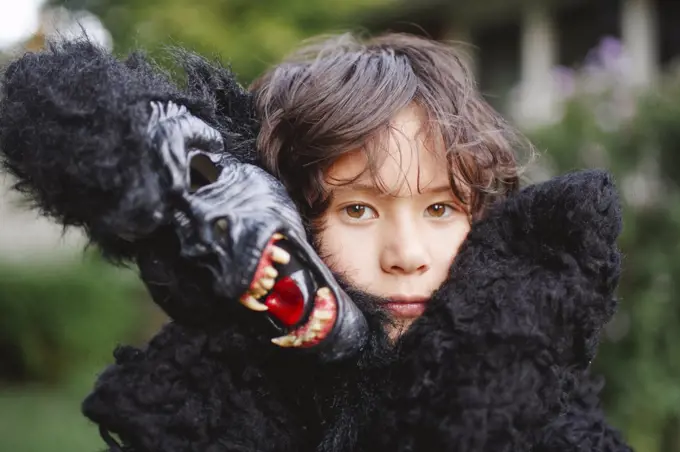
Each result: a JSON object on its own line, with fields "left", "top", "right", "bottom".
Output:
{"left": 317, "top": 106, "right": 471, "bottom": 339}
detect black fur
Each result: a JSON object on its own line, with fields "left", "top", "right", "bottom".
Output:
{"left": 362, "top": 170, "right": 626, "bottom": 452}
{"left": 0, "top": 40, "right": 632, "bottom": 452}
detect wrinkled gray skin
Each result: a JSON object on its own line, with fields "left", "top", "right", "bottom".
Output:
{"left": 146, "top": 100, "right": 369, "bottom": 362}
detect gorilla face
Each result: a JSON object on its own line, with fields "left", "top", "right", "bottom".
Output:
{"left": 147, "top": 101, "right": 368, "bottom": 362}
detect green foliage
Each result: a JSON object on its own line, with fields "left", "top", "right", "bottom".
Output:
{"left": 530, "top": 75, "right": 680, "bottom": 452}
{"left": 0, "top": 254, "right": 152, "bottom": 384}
{"left": 0, "top": 382, "right": 106, "bottom": 452}
{"left": 55, "top": 0, "right": 395, "bottom": 83}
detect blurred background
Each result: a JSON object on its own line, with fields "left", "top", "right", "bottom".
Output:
{"left": 0, "top": 0, "right": 679, "bottom": 451}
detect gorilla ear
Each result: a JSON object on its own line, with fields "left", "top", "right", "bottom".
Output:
{"left": 189, "top": 152, "right": 220, "bottom": 192}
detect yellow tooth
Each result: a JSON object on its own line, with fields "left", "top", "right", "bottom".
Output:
{"left": 317, "top": 287, "right": 332, "bottom": 299}
{"left": 314, "top": 309, "right": 334, "bottom": 320}
{"left": 271, "top": 246, "right": 291, "bottom": 265}
{"left": 240, "top": 294, "right": 268, "bottom": 312}
{"left": 309, "top": 319, "right": 324, "bottom": 333}
{"left": 260, "top": 278, "right": 275, "bottom": 290}
{"left": 273, "top": 232, "right": 285, "bottom": 240}
{"left": 271, "top": 334, "right": 298, "bottom": 347}
{"left": 264, "top": 266, "right": 278, "bottom": 279}
{"left": 252, "top": 286, "right": 267, "bottom": 299}
{"left": 301, "top": 328, "right": 319, "bottom": 344}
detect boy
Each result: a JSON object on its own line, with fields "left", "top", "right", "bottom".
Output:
{"left": 251, "top": 33, "right": 526, "bottom": 339}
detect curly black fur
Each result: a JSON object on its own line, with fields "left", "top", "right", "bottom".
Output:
{"left": 361, "top": 170, "right": 627, "bottom": 452}
{"left": 82, "top": 281, "right": 395, "bottom": 452}
{"left": 533, "top": 373, "right": 631, "bottom": 451}
{"left": 0, "top": 40, "right": 632, "bottom": 452}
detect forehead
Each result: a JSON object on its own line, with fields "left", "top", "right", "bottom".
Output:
{"left": 325, "top": 105, "right": 450, "bottom": 196}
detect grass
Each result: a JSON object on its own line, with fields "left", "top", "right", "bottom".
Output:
{"left": 0, "top": 374, "right": 105, "bottom": 452}
{"left": 0, "top": 255, "right": 169, "bottom": 452}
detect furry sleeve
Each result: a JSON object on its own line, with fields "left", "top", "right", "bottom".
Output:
{"left": 533, "top": 371, "right": 632, "bottom": 452}
{"left": 363, "top": 169, "right": 631, "bottom": 452}
{"left": 82, "top": 321, "right": 318, "bottom": 452}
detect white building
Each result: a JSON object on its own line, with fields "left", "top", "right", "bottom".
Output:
{"left": 0, "top": 175, "right": 85, "bottom": 263}
{"left": 364, "top": 0, "right": 670, "bottom": 127}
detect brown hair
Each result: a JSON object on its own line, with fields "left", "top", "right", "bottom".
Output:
{"left": 250, "top": 32, "right": 532, "bottom": 225}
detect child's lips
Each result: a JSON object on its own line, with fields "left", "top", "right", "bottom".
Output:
{"left": 384, "top": 295, "right": 429, "bottom": 318}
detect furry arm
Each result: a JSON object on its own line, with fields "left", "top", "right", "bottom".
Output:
{"left": 82, "top": 322, "right": 320, "bottom": 452}
{"left": 365, "top": 169, "right": 631, "bottom": 452}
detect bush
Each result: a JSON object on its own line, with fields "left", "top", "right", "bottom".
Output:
{"left": 0, "top": 253, "right": 156, "bottom": 385}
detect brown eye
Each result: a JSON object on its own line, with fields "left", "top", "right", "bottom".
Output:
{"left": 343, "top": 204, "right": 376, "bottom": 220}
{"left": 346, "top": 205, "right": 366, "bottom": 219}
{"left": 426, "top": 203, "right": 450, "bottom": 218}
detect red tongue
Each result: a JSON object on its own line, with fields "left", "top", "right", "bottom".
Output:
{"left": 264, "top": 276, "right": 305, "bottom": 326}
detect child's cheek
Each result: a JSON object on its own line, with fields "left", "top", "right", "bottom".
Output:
{"left": 317, "top": 219, "right": 377, "bottom": 289}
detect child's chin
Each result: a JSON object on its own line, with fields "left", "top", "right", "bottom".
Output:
{"left": 386, "top": 318, "right": 418, "bottom": 342}
{"left": 324, "top": 272, "right": 429, "bottom": 341}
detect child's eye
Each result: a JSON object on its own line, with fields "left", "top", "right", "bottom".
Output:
{"left": 425, "top": 203, "right": 456, "bottom": 218}
{"left": 344, "top": 204, "right": 377, "bottom": 220}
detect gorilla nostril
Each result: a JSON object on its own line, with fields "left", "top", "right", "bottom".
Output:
{"left": 212, "top": 218, "right": 229, "bottom": 239}
{"left": 189, "top": 153, "right": 219, "bottom": 193}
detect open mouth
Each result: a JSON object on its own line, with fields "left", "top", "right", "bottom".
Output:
{"left": 239, "top": 233, "right": 338, "bottom": 348}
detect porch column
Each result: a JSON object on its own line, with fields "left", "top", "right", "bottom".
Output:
{"left": 513, "top": 2, "right": 559, "bottom": 127}
{"left": 621, "top": 0, "right": 658, "bottom": 87}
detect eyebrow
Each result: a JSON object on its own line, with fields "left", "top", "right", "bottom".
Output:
{"left": 332, "top": 181, "right": 454, "bottom": 195}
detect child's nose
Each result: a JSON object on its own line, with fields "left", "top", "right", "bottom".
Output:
{"left": 380, "top": 231, "right": 431, "bottom": 275}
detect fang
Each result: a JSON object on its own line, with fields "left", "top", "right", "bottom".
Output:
{"left": 271, "top": 246, "right": 291, "bottom": 265}
{"left": 240, "top": 294, "right": 268, "bottom": 312}
{"left": 271, "top": 335, "right": 297, "bottom": 347}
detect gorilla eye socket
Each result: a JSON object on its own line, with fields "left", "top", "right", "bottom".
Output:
{"left": 189, "top": 153, "right": 219, "bottom": 192}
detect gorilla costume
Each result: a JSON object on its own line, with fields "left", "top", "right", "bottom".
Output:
{"left": 0, "top": 40, "right": 632, "bottom": 452}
